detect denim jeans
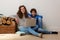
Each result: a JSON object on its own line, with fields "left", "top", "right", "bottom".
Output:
{"left": 38, "top": 28, "right": 52, "bottom": 34}
{"left": 34, "top": 17, "right": 52, "bottom": 34}
{"left": 38, "top": 17, "right": 43, "bottom": 28}
{"left": 18, "top": 26, "right": 40, "bottom": 36}
{"left": 31, "top": 25, "right": 52, "bottom": 34}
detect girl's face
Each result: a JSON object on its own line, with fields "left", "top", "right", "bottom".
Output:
{"left": 31, "top": 11, "right": 36, "bottom": 16}
{"left": 20, "top": 7, "right": 25, "bottom": 14}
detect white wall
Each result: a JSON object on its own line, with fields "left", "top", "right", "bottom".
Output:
{"left": 0, "top": 0, "right": 60, "bottom": 31}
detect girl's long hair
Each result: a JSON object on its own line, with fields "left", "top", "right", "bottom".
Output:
{"left": 17, "top": 5, "right": 28, "bottom": 19}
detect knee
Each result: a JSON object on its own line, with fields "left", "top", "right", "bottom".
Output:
{"left": 38, "top": 28, "right": 43, "bottom": 31}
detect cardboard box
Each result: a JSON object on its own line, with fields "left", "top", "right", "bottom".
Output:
{"left": 21, "top": 18, "right": 36, "bottom": 27}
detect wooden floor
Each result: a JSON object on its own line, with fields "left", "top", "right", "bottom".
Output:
{"left": 0, "top": 32, "right": 59, "bottom": 40}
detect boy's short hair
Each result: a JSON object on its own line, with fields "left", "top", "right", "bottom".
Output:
{"left": 30, "top": 8, "right": 37, "bottom": 13}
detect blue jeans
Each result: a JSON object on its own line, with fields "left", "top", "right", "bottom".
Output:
{"left": 31, "top": 25, "right": 52, "bottom": 34}
{"left": 18, "top": 26, "right": 40, "bottom": 36}
{"left": 38, "top": 28, "right": 52, "bottom": 34}
{"left": 33, "top": 18, "right": 52, "bottom": 34}
{"left": 38, "top": 17, "right": 43, "bottom": 28}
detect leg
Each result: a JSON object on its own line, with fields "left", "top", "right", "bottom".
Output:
{"left": 38, "top": 28, "right": 52, "bottom": 34}
{"left": 27, "top": 27, "right": 40, "bottom": 37}
{"left": 38, "top": 17, "right": 43, "bottom": 28}
{"left": 18, "top": 26, "right": 28, "bottom": 35}
{"left": 32, "top": 25, "right": 38, "bottom": 30}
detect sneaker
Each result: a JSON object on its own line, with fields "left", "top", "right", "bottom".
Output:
{"left": 20, "top": 33, "right": 26, "bottom": 36}
{"left": 16, "top": 31, "right": 26, "bottom": 36}
{"left": 52, "top": 32, "right": 58, "bottom": 34}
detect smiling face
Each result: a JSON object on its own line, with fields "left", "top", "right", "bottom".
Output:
{"left": 30, "top": 8, "right": 37, "bottom": 16}
{"left": 31, "top": 11, "right": 36, "bottom": 16}
{"left": 17, "top": 5, "right": 28, "bottom": 18}
{"left": 20, "top": 7, "right": 25, "bottom": 14}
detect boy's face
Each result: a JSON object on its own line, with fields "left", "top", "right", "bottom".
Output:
{"left": 31, "top": 11, "right": 36, "bottom": 16}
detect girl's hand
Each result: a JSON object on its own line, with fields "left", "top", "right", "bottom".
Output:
{"left": 14, "top": 18, "right": 19, "bottom": 24}
{"left": 28, "top": 16, "right": 34, "bottom": 19}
